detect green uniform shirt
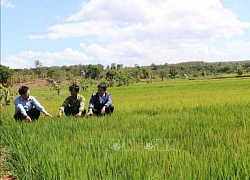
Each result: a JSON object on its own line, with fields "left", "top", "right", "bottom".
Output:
{"left": 59, "top": 94, "right": 85, "bottom": 113}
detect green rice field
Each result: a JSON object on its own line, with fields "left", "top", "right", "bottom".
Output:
{"left": 1, "top": 78, "right": 250, "bottom": 179}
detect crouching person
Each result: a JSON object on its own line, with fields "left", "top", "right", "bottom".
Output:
{"left": 14, "top": 86, "right": 53, "bottom": 122}
{"left": 87, "top": 83, "right": 114, "bottom": 116}
{"left": 57, "top": 84, "right": 86, "bottom": 118}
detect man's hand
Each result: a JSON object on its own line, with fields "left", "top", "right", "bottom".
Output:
{"left": 25, "top": 115, "right": 32, "bottom": 122}
{"left": 100, "top": 107, "right": 105, "bottom": 116}
{"left": 75, "top": 111, "right": 82, "bottom": 117}
{"left": 57, "top": 110, "right": 62, "bottom": 118}
{"left": 87, "top": 108, "right": 93, "bottom": 116}
{"left": 45, "top": 112, "right": 53, "bottom": 118}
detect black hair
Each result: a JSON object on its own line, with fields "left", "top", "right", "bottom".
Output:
{"left": 98, "top": 83, "right": 107, "bottom": 91}
{"left": 18, "top": 86, "right": 29, "bottom": 95}
{"left": 69, "top": 84, "right": 79, "bottom": 93}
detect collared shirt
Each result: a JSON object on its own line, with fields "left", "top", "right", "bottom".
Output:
{"left": 14, "top": 95, "right": 47, "bottom": 116}
{"left": 89, "top": 92, "right": 112, "bottom": 109}
{"left": 99, "top": 93, "right": 106, "bottom": 103}
{"left": 59, "top": 94, "right": 85, "bottom": 112}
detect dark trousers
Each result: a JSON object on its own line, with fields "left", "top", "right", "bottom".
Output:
{"left": 64, "top": 106, "right": 86, "bottom": 116}
{"left": 14, "top": 108, "right": 40, "bottom": 121}
{"left": 92, "top": 105, "right": 114, "bottom": 116}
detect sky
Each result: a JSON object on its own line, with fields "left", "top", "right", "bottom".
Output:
{"left": 1, "top": 0, "right": 250, "bottom": 69}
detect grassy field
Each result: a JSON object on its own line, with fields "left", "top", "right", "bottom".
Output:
{"left": 1, "top": 78, "right": 250, "bottom": 179}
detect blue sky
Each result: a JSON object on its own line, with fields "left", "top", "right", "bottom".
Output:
{"left": 1, "top": 0, "right": 250, "bottom": 69}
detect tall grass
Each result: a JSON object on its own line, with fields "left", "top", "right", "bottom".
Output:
{"left": 1, "top": 78, "right": 250, "bottom": 179}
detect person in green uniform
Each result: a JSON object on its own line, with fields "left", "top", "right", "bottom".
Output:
{"left": 57, "top": 84, "right": 86, "bottom": 117}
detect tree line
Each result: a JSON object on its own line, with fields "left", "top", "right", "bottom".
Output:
{"left": 1, "top": 60, "right": 250, "bottom": 105}
{"left": 1, "top": 60, "right": 250, "bottom": 87}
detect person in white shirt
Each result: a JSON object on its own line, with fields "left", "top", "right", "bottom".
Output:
{"left": 14, "top": 86, "right": 52, "bottom": 122}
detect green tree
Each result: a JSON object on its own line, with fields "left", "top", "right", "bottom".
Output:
{"left": 111, "top": 63, "right": 116, "bottom": 70}
{"left": 85, "top": 65, "right": 102, "bottom": 79}
{"left": 246, "top": 67, "right": 250, "bottom": 73}
{"left": 66, "top": 72, "right": 74, "bottom": 81}
{"left": 169, "top": 67, "right": 177, "bottom": 78}
{"left": 80, "top": 78, "right": 89, "bottom": 91}
{"left": 159, "top": 70, "right": 167, "bottom": 81}
{"left": 106, "top": 70, "right": 117, "bottom": 81}
{"left": 34, "top": 60, "right": 42, "bottom": 68}
{"left": 0, "top": 84, "right": 14, "bottom": 105}
{"left": 59, "top": 69, "right": 67, "bottom": 83}
{"left": 52, "top": 81, "right": 63, "bottom": 95}
{"left": 236, "top": 66, "right": 243, "bottom": 75}
{"left": 0, "top": 65, "right": 14, "bottom": 85}
{"left": 243, "top": 62, "right": 250, "bottom": 68}
{"left": 202, "top": 70, "right": 207, "bottom": 77}
{"left": 131, "top": 67, "right": 141, "bottom": 82}
{"left": 34, "top": 60, "right": 43, "bottom": 78}
{"left": 116, "top": 64, "right": 123, "bottom": 70}
{"left": 116, "top": 70, "right": 135, "bottom": 86}
{"left": 47, "top": 66, "right": 61, "bottom": 80}
{"left": 217, "top": 64, "right": 234, "bottom": 74}
{"left": 141, "top": 68, "right": 149, "bottom": 79}
{"left": 151, "top": 63, "right": 158, "bottom": 70}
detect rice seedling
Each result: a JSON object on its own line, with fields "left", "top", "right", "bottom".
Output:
{"left": 1, "top": 78, "right": 250, "bottom": 179}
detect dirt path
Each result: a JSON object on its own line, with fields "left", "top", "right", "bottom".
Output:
{"left": 0, "top": 148, "right": 17, "bottom": 180}
{"left": 10, "top": 79, "right": 51, "bottom": 91}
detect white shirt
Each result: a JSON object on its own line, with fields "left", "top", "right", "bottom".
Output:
{"left": 99, "top": 93, "right": 106, "bottom": 103}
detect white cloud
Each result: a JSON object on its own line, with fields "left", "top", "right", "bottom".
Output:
{"left": 27, "top": 35, "right": 47, "bottom": 39}
{"left": 30, "top": 0, "right": 250, "bottom": 41}
{"left": 80, "top": 40, "right": 228, "bottom": 66}
{"left": 27, "top": 22, "right": 112, "bottom": 40}
{"left": 3, "top": 48, "right": 93, "bottom": 69}
{"left": 25, "top": 0, "right": 250, "bottom": 66}
{"left": 227, "top": 40, "right": 250, "bottom": 53}
{"left": 224, "top": 40, "right": 250, "bottom": 61}
{"left": 55, "top": 15, "right": 61, "bottom": 19}
{"left": 200, "top": 40, "right": 250, "bottom": 62}
{"left": 1, "top": 0, "right": 15, "bottom": 8}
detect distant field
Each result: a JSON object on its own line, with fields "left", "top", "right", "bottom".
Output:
{"left": 1, "top": 78, "right": 250, "bottom": 179}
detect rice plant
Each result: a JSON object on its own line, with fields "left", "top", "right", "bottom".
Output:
{"left": 1, "top": 78, "right": 250, "bottom": 179}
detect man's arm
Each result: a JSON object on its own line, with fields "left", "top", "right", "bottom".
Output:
{"left": 76, "top": 95, "right": 85, "bottom": 117}
{"left": 32, "top": 97, "right": 46, "bottom": 113}
{"left": 88, "top": 93, "right": 96, "bottom": 109}
{"left": 32, "top": 97, "right": 52, "bottom": 117}
{"left": 58, "top": 97, "right": 70, "bottom": 117}
{"left": 79, "top": 95, "right": 85, "bottom": 112}
{"left": 104, "top": 93, "right": 112, "bottom": 107}
{"left": 87, "top": 93, "right": 96, "bottom": 115}
{"left": 99, "top": 93, "right": 112, "bottom": 115}
{"left": 16, "top": 104, "right": 27, "bottom": 116}
{"left": 14, "top": 98, "right": 32, "bottom": 122}
{"left": 14, "top": 97, "right": 27, "bottom": 116}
